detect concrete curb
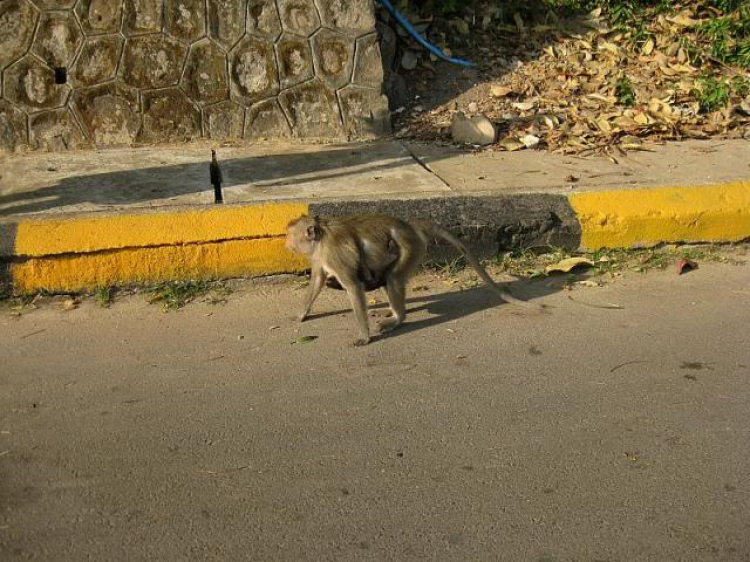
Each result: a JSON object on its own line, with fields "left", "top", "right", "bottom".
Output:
{"left": 1, "top": 181, "right": 749, "bottom": 293}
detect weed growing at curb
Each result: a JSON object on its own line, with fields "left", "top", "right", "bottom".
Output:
{"left": 145, "top": 280, "right": 235, "bottom": 311}
{"left": 0, "top": 245, "right": 746, "bottom": 313}
{"left": 93, "top": 286, "right": 114, "bottom": 308}
{"left": 147, "top": 281, "right": 210, "bottom": 311}
{"left": 205, "top": 284, "right": 234, "bottom": 306}
{"left": 494, "top": 243, "right": 747, "bottom": 281}
{"left": 425, "top": 256, "right": 468, "bottom": 277}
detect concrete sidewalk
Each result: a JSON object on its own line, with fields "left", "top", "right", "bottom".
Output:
{"left": 0, "top": 139, "right": 748, "bottom": 293}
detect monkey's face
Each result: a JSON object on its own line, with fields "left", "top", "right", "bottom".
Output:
{"left": 285, "top": 218, "right": 316, "bottom": 256}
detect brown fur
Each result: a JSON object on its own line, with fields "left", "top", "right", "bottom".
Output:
{"left": 285, "top": 214, "right": 541, "bottom": 346}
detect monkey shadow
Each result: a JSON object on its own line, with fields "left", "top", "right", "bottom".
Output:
{"left": 307, "top": 277, "right": 563, "bottom": 342}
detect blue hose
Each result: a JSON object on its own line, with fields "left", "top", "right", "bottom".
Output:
{"left": 377, "top": 0, "right": 476, "bottom": 68}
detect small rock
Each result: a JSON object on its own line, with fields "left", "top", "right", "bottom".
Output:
{"left": 521, "top": 134, "right": 540, "bottom": 148}
{"left": 401, "top": 50, "right": 418, "bottom": 71}
{"left": 467, "top": 102, "right": 478, "bottom": 113}
{"left": 450, "top": 112, "right": 496, "bottom": 146}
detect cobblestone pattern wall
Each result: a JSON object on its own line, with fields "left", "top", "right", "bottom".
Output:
{"left": 0, "top": 0, "right": 390, "bottom": 152}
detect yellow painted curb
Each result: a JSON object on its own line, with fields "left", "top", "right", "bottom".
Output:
{"left": 14, "top": 203, "right": 308, "bottom": 256}
{"left": 570, "top": 181, "right": 750, "bottom": 250}
{"left": 11, "top": 238, "right": 309, "bottom": 293}
{"left": 10, "top": 202, "right": 311, "bottom": 293}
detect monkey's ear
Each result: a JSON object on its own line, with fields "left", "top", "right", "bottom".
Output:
{"left": 306, "top": 224, "right": 320, "bottom": 241}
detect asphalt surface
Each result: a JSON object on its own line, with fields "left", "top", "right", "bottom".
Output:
{"left": 1, "top": 262, "right": 749, "bottom": 561}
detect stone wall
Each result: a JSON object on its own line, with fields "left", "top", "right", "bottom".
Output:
{"left": 0, "top": 0, "right": 390, "bottom": 152}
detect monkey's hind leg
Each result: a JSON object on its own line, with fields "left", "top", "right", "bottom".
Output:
{"left": 377, "top": 231, "right": 424, "bottom": 334}
{"left": 378, "top": 277, "right": 408, "bottom": 333}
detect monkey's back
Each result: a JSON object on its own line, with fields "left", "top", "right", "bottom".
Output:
{"left": 333, "top": 214, "right": 418, "bottom": 246}
{"left": 318, "top": 214, "right": 423, "bottom": 284}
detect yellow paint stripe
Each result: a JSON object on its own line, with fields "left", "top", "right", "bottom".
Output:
{"left": 11, "top": 238, "right": 308, "bottom": 293}
{"left": 570, "top": 181, "right": 750, "bottom": 250}
{"left": 14, "top": 203, "right": 309, "bottom": 257}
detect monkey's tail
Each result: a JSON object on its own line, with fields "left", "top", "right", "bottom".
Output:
{"left": 413, "top": 221, "right": 543, "bottom": 311}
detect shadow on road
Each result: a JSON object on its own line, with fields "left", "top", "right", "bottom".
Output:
{"left": 303, "top": 275, "right": 564, "bottom": 343}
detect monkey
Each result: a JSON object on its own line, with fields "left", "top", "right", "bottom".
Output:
{"left": 285, "top": 213, "right": 541, "bottom": 346}
{"left": 297, "top": 215, "right": 398, "bottom": 291}
{"left": 325, "top": 236, "right": 400, "bottom": 291}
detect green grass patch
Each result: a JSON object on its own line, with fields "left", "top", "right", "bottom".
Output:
{"left": 424, "top": 255, "right": 469, "bottom": 276}
{"left": 692, "top": 75, "right": 732, "bottom": 113}
{"left": 615, "top": 75, "right": 637, "bottom": 107}
{"left": 93, "top": 286, "right": 114, "bottom": 308}
{"left": 146, "top": 280, "right": 236, "bottom": 311}
{"left": 147, "top": 280, "right": 209, "bottom": 311}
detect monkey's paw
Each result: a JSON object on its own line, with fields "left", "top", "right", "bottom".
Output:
{"left": 378, "top": 316, "right": 404, "bottom": 331}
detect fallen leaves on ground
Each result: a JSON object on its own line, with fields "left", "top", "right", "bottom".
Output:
{"left": 545, "top": 257, "right": 595, "bottom": 274}
{"left": 293, "top": 336, "right": 319, "bottom": 345}
{"left": 60, "top": 298, "right": 79, "bottom": 311}
{"left": 390, "top": 2, "right": 750, "bottom": 155}
{"left": 676, "top": 258, "right": 698, "bottom": 274}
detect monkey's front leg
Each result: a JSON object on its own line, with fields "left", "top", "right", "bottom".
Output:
{"left": 299, "top": 266, "right": 325, "bottom": 322}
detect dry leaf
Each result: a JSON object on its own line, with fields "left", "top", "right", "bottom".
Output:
{"left": 498, "top": 137, "right": 525, "bottom": 151}
{"left": 60, "top": 299, "right": 79, "bottom": 311}
{"left": 676, "top": 259, "right": 698, "bottom": 275}
{"left": 587, "top": 93, "right": 615, "bottom": 103}
{"left": 512, "top": 102, "right": 535, "bottom": 111}
{"left": 293, "top": 336, "right": 318, "bottom": 344}
{"left": 667, "top": 13, "right": 699, "bottom": 28}
{"left": 394, "top": 1, "right": 749, "bottom": 155}
{"left": 595, "top": 118, "right": 613, "bottom": 133}
{"left": 598, "top": 41, "right": 620, "bottom": 55}
{"left": 490, "top": 85, "right": 513, "bottom": 98}
{"left": 545, "top": 257, "right": 595, "bottom": 274}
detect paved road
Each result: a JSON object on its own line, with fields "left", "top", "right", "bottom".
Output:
{"left": 1, "top": 263, "right": 749, "bottom": 561}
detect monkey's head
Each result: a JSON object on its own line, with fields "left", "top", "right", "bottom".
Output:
{"left": 285, "top": 215, "right": 321, "bottom": 256}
